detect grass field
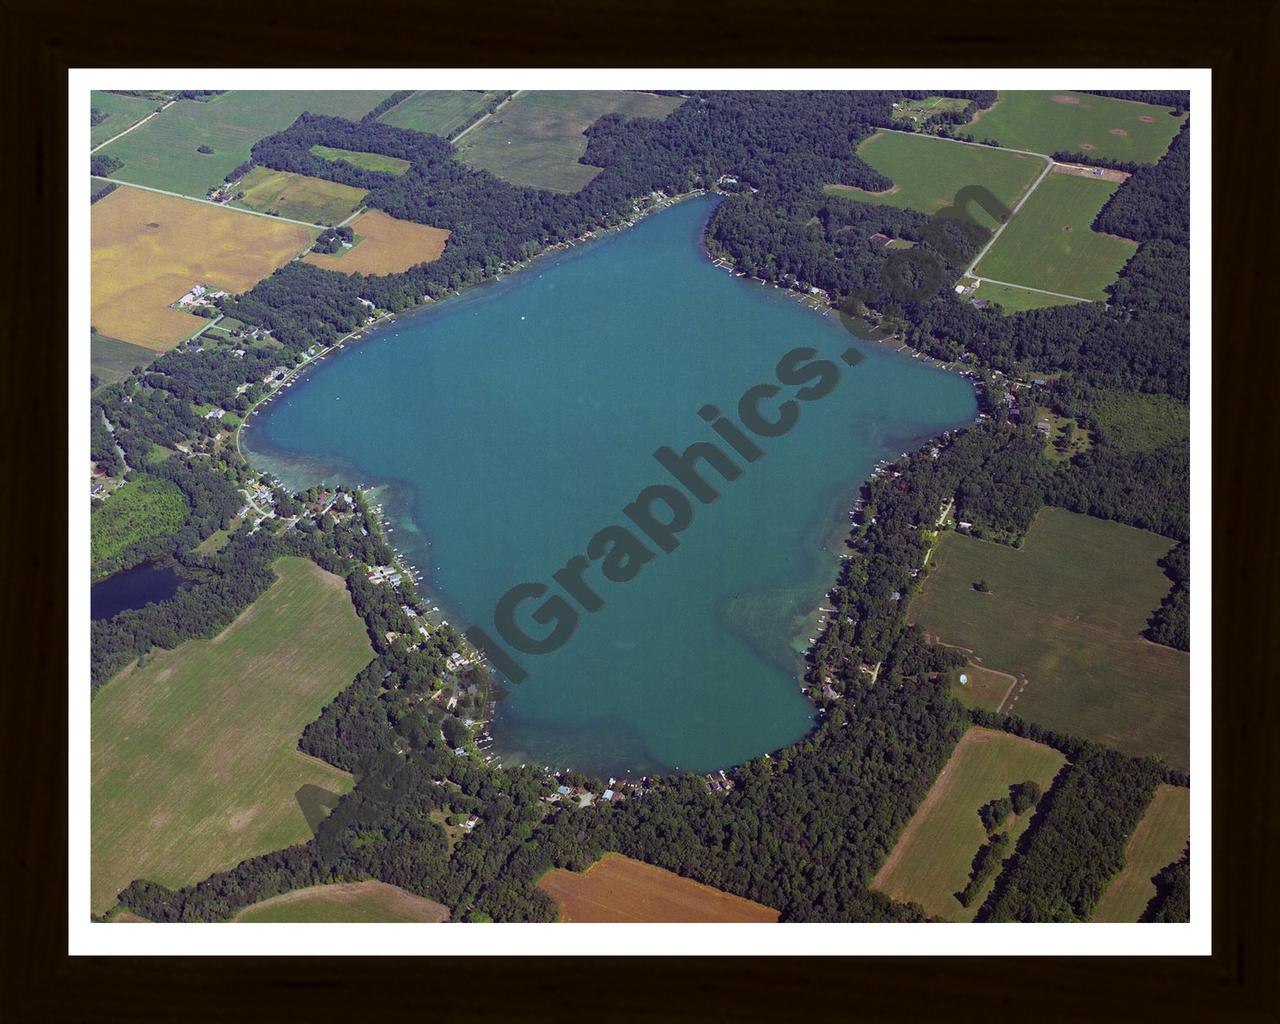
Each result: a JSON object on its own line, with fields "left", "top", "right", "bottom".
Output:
{"left": 967, "top": 91, "right": 1187, "bottom": 164}
{"left": 538, "top": 853, "right": 779, "bottom": 922}
{"left": 1092, "top": 784, "right": 1191, "bottom": 922}
{"left": 872, "top": 727, "right": 1066, "bottom": 921}
{"left": 970, "top": 280, "right": 1082, "bottom": 314}
{"left": 310, "top": 144, "right": 411, "bottom": 177}
{"left": 231, "top": 167, "right": 367, "bottom": 225}
{"left": 911, "top": 507, "right": 1189, "bottom": 769}
{"left": 455, "top": 91, "right": 684, "bottom": 193}
{"left": 235, "top": 881, "right": 449, "bottom": 923}
{"left": 91, "top": 91, "right": 159, "bottom": 148}
{"left": 91, "top": 557, "right": 372, "bottom": 914}
{"left": 302, "top": 209, "right": 449, "bottom": 275}
{"left": 1030, "top": 406, "right": 1093, "bottom": 463}
{"left": 95, "top": 90, "right": 393, "bottom": 195}
{"left": 892, "top": 96, "right": 971, "bottom": 126}
{"left": 105, "top": 907, "right": 151, "bottom": 923}
{"left": 975, "top": 174, "right": 1138, "bottom": 300}
{"left": 90, "top": 476, "right": 187, "bottom": 578}
{"left": 1089, "top": 390, "right": 1190, "bottom": 452}
{"left": 91, "top": 331, "right": 157, "bottom": 388}
{"left": 823, "top": 132, "right": 1044, "bottom": 230}
{"left": 380, "top": 90, "right": 507, "bottom": 138}
{"left": 92, "top": 185, "right": 313, "bottom": 350}
{"left": 948, "top": 664, "right": 1018, "bottom": 711}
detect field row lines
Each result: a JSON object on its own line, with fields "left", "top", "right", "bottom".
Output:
{"left": 91, "top": 177, "right": 330, "bottom": 231}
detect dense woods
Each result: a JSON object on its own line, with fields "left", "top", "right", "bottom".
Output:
{"left": 978, "top": 747, "right": 1165, "bottom": 921}
{"left": 1146, "top": 541, "right": 1190, "bottom": 650}
{"left": 1143, "top": 848, "right": 1191, "bottom": 922}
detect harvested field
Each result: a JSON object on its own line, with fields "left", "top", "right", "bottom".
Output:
{"left": 303, "top": 209, "right": 449, "bottom": 275}
{"left": 872, "top": 727, "right": 1066, "bottom": 921}
{"left": 538, "top": 853, "right": 779, "bottom": 922}
{"left": 232, "top": 167, "right": 367, "bottom": 226}
{"left": 91, "top": 557, "right": 372, "bottom": 914}
{"left": 92, "top": 186, "right": 313, "bottom": 350}
{"left": 235, "top": 881, "right": 449, "bottom": 923}
{"left": 1092, "top": 785, "right": 1191, "bottom": 922}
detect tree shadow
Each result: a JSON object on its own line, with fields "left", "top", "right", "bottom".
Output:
{"left": 295, "top": 784, "right": 342, "bottom": 835}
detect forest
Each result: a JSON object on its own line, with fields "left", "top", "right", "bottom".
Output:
{"left": 95, "top": 90, "right": 1192, "bottom": 924}
{"left": 978, "top": 746, "right": 1165, "bottom": 922}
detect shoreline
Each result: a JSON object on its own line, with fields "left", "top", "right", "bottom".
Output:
{"left": 238, "top": 193, "right": 978, "bottom": 779}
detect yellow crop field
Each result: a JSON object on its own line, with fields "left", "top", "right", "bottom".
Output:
{"left": 91, "top": 186, "right": 313, "bottom": 350}
{"left": 303, "top": 209, "right": 449, "bottom": 276}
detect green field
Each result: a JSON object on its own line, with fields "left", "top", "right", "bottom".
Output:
{"left": 91, "top": 91, "right": 159, "bottom": 148}
{"left": 91, "top": 557, "right": 372, "bottom": 914}
{"left": 91, "top": 331, "right": 156, "bottom": 388}
{"left": 892, "top": 96, "right": 971, "bottom": 126}
{"left": 970, "top": 280, "right": 1083, "bottom": 314}
{"left": 911, "top": 507, "right": 1189, "bottom": 768}
{"left": 90, "top": 476, "right": 187, "bottom": 578}
{"left": 95, "top": 91, "right": 394, "bottom": 195}
{"left": 1092, "top": 785, "right": 1191, "bottom": 922}
{"left": 455, "top": 90, "right": 685, "bottom": 193}
{"left": 235, "top": 881, "right": 450, "bottom": 922}
{"left": 823, "top": 131, "right": 1044, "bottom": 230}
{"left": 379, "top": 90, "right": 507, "bottom": 138}
{"left": 872, "top": 727, "right": 1066, "bottom": 921}
{"left": 976, "top": 174, "right": 1138, "bottom": 300}
{"left": 232, "top": 166, "right": 367, "bottom": 225}
{"left": 310, "top": 144, "right": 411, "bottom": 177}
{"left": 967, "top": 91, "right": 1187, "bottom": 164}
{"left": 948, "top": 664, "right": 1017, "bottom": 711}
{"left": 1089, "top": 390, "right": 1191, "bottom": 452}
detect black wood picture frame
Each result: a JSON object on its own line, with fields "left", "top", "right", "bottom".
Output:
{"left": 3, "top": 0, "right": 1274, "bottom": 1018}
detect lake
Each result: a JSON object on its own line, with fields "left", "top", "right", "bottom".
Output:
{"left": 91, "top": 560, "right": 185, "bottom": 620}
{"left": 244, "top": 195, "right": 976, "bottom": 777}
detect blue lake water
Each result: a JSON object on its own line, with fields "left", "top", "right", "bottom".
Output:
{"left": 244, "top": 195, "right": 976, "bottom": 777}
{"left": 91, "top": 560, "right": 185, "bottom": 620}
